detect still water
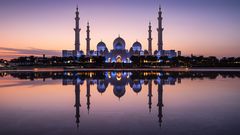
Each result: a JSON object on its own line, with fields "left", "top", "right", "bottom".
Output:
{"left": 0, "top": 71, "right": 240, "bottom": 135}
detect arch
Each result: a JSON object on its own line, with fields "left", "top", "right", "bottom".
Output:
{"left": 116, "top": 55, "right": 122, "bottom": 63}
{"left": 108, "top": 58, "right": 112, "bottom": 63}
{"left": 116, "top": 72, "right": 122, "bottom": 81}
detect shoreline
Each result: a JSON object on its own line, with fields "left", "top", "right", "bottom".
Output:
{"left": 1, "top": 67, "right": 240, "bottom": 72}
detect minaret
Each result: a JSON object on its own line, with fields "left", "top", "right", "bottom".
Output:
{"left": 86, "top": 22, "right": 91, "bottom": 56}
{"left": 74, "top": 6, "right": 81, "bottom": 52}
{"left": 148, "top": 80, "right": 153, "bottom": 112}
{"left": 157, "top": 84, "right": 164, "bottom": 127}
{"left": 86, "top": 79, "right": 91, "bottom": 114}
{"left": 148, "top": 22, "right": 153, "bottom": 55}
{"left": 74, "top": 84, "right": 81, "bottom": 128}
{"left": 157, "top": 6, "right": 164, "bottom": 51}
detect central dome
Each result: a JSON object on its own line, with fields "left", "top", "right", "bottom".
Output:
{"left": 113, "top": 86, "right": 126, "bottom": 98}
{"left": 113, "top": 37, "right": 126, "bottom": 50}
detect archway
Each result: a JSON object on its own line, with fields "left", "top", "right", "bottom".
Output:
{"left": 116, "top": 55, "right": 122, "bottom": 63}
{"left": 108, "top": 58, "right": 112, "bottom": 63}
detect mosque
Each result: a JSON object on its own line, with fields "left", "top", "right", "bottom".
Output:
{"left": 62, "top": 5, "right": 180, "bottom": 63}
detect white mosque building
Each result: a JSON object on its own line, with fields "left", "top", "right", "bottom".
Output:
{"left": 62, "top": 5, "right": 180, "bottom": 63}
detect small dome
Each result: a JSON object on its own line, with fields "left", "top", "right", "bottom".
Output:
{"left": 154, "top": 78, "right": 162, "bottom": 85}
{"left": 113, "top": 37, "right": 126, "bottom": 50}
{"left": 144, "top": 80, "right": 149, "bottom": 85}
{"left": 97, "top": 80, "right": 108, "bottom": 94}
{"left": 132, "top": 41, "right": 142, "bottom": 51}
{"left": 130, "top": 80, "right": 142, "bottom": 93}
{"left": 132, "top": 83, "right": 142, "bottom": 93}
{"left": 97, "top": 41, "right": 106, "bottom": 47}
{"left": 97, "top": 84, "right": 107, "bottom": 93}
{"left": 89, "top": 50, "right": 95, "bottom": 55}
{"left": 144, "top": 50, "right": 149, "bottom": 55}
{"left": 97, "top": 41, "right": 108, "bottom": 52}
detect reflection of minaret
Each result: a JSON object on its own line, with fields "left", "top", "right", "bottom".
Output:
{"left": 86, "top": 22, "right": 91, "bottom": 56}
{"left": 74, "top": 6, "right": 81, "bottom": 51}
{"left": 74, "top": 84, "right": 81, "bottom": 128}
{"left": 157, "top": 6, "right": 164, "bottom": 51}
{"left": 148, "top": 80, "right": 153, "bottom": 112}
{"left": 157, "top": 84, "right": 163, "bottom": 127}
{"left": 86, "top": 80, "right": 91, "bottom": 114}
{"left": 148, "top": 22, "right": 152, "bottom": 55}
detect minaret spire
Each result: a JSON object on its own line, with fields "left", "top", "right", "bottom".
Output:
{"left": 148, "top": 22, "right": 153, "bottom": 55}
{"left": 157, "top": 5, "right": 164, "bottom": 51}
{"left": 86, "top": 80, "right": 91, "bottom": 114}
{"left": 86, "top": 22, "right": 91, "bottom": 56}
{"left": 148, "top": 80, "right": 153, "bottom": 113}
{"left": 74, "top": 5, "right": 81, "bottom": 52}
{"left": 74, "top": 84, "right": 81, "bottom": 128}
{"left": 157, "top": 84, "right": 164, "bottom": 127}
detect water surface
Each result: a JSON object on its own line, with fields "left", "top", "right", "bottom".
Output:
{"left": 0, "top": 71, "right": 240, "bottom": 135}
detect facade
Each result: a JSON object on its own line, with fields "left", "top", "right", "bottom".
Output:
{"left": 104, "top": 37, "right": 143, "bottom": 63}
{"left": 95, "top": 37, "right": 147, "bottom": 63}
{"left": 154, "top": 50, "right": 177, "bottom": 58}
{"left": 62, "top": 5, "right": 179, "bottom": 61}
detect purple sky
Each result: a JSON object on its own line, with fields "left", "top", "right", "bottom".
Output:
{"left": 0, "top": 0, "right": 239, "bottom": 59}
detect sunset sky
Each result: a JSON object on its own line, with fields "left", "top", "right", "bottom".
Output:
{"left": 0, "top": 0, "right": 239, "bottom": 59}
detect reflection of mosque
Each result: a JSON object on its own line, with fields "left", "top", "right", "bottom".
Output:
{"left": 3, "top": 71, "right": 240, "bottom": 127}
{"left": 63, "top": 72, "right": 178, "bottom": 127}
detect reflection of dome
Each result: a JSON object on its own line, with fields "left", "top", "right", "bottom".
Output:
{"left": 130, "top": 80, "right": 142, "bottom": 93}
{"left": 144, "top": 80, "right": 149, "bottom": 85}
{"left": 113, "top": 86, "right": 126, "bottom": 98}
{"left": 154, "top": 78, "right": 162, "bottom": 85}
{"left": 113, "top": 37, "right": 126, "bottom": 50}
{"left": 97, "top": 80, "right": 108, "bottom": 94}
{"left": 132, "top": 41, "right": 142, "bottom": 52}
{"left": 97, "top": 41, "right": 108, "bottom": 52}
{"left": 132, "top": 84, "right": 142, "bottom": 93}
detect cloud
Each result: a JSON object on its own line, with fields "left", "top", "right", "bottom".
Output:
{"left": 0, "top": 47, "right": 61, "bottom": 60}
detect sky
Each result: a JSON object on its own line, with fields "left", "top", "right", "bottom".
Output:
{"left": 0, "top": 0, "right": 239, "bottom": 59}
